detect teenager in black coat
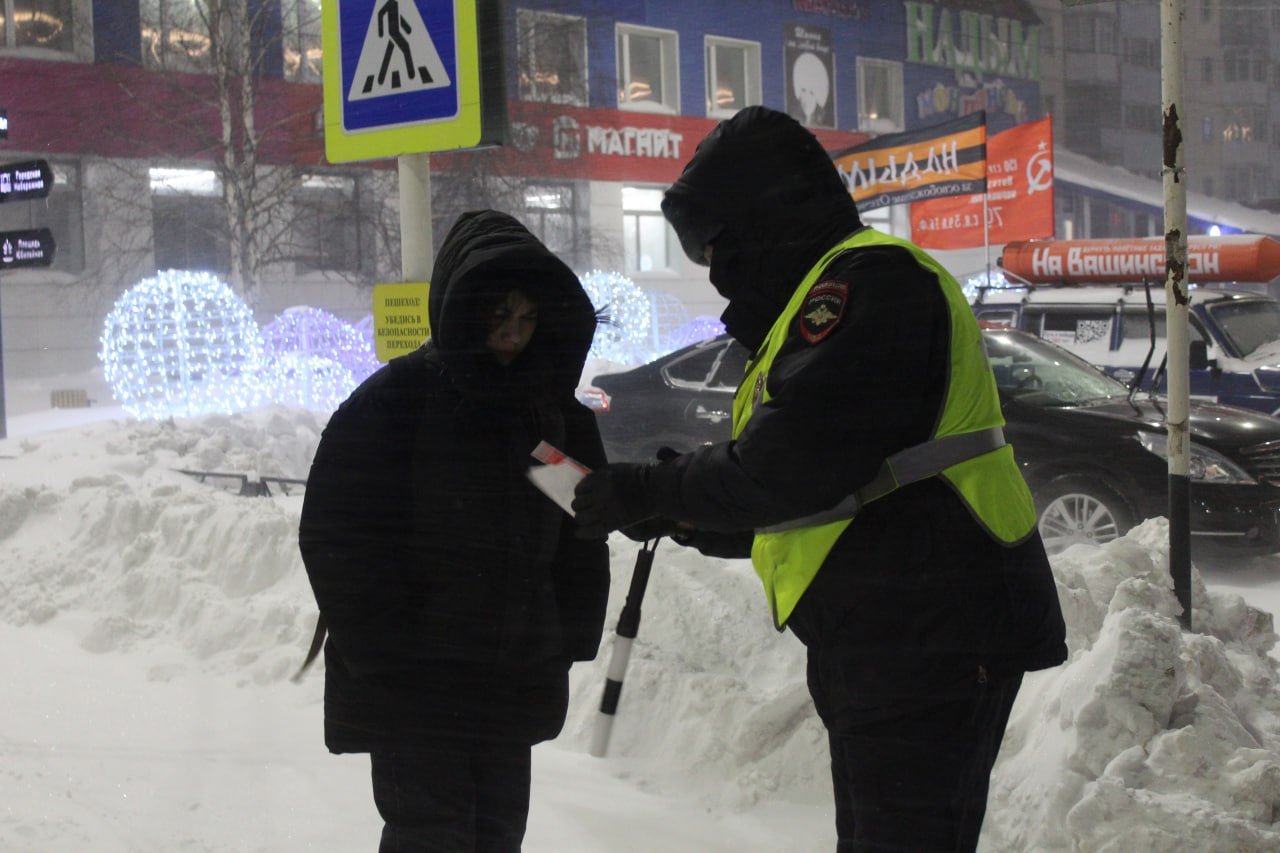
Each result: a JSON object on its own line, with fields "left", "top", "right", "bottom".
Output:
{"left": 299, "top": 210, "right": 609, "bottom": 852}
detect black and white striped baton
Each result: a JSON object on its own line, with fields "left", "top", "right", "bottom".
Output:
{"left": 589, "top": 537, "right": 659, "bottom": 758}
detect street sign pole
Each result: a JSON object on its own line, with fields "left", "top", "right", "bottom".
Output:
{"left": 399, "top": 152, "right": 433, "bottom": 283}
{"left": 1161, "top": 0, "right": 1192, "bottom": 630}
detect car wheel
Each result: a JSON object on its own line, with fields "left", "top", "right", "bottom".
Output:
{"left": 1035, "top": 476, "right": 1135, "bottom": 555}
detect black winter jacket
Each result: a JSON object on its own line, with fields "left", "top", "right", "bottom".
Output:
{"left": 299, "top": 211, "right": 609, "bottom": 754}
{"left": 659, "top": 108, "right": 1067, "bottom": 723}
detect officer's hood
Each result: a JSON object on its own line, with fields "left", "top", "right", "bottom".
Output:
{"left": 662, "top": 106, "right": 862, "bottom": 351}
{"left": 427, "top": 210, "right": 595, "bottom": 398}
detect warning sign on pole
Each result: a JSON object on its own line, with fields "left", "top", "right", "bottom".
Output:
{"left": 372, "top": 281, "right": 431, "bottom": 361}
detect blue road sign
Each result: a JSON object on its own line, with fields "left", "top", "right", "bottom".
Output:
{"left": 337, "top": 0, "right": 459, "bottom": 134}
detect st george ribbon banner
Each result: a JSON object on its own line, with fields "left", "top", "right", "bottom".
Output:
{"left": 911, "top": 116, "right": 1055, "bottom": 250}
{"left": 830, "top": 112, "right": 986, "bottom": 212}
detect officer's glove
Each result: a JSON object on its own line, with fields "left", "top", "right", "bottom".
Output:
{"left": 572, "top": 463, "right": 656, "bottom": 540}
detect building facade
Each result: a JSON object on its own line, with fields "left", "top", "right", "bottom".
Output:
{"left": 0, "top": 0, "right": 1052, "bottom": 378}
{"left": 10, "top": 0, "right": 1271, "bottom": 384}
{"left": 1031, "top": 0, "right": 1280, "bottom": 238}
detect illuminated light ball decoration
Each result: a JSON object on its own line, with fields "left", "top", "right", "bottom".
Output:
{"left": 665, "top": 315, "right": 727, "bottom": 351}
{"left": 353, "top": 313, "right": 376, "bottom": 353}
{"left": 262, "top": 351, "right": 357, "bottom": 413}
{"left": 260, "top": 306, "right": 379, "bottom": 411}
{"left": 100, "top": 269, "right": 265, "bottom": 420}
{"left": 647, "top": 290, "right": 690, "bottom": 357}
{"left": 578, "top": 270, "right": 651, "bottom": 365}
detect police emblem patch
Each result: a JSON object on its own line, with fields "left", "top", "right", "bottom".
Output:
{"left": 799, "top": 279, "right": 848, "bottom": 344}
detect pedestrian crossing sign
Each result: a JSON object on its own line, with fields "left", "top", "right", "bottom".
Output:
{"left": 323, "top": 0, "right": 499, "bottom": 163}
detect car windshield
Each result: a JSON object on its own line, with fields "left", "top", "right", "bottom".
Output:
{"left": 1204, "top": 299, "right": 1280, "bottom": 359}
{"left": 984, "top": 329, "right": 1129, "bottom": 405}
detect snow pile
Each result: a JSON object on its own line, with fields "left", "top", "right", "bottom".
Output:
{"left": 987, "top": 520, "right": 1280, "bottom": 851}
{"left": 2, "top": 410, "right": 1280, "bottom": 850}
{"left": 0, "top": 408, "right": 323, "bottom": 683}
{"left": 563, "top": 525, "right": 1280, "bottom": 849}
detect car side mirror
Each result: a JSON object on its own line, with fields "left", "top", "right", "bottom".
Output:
{"left": 1189, "top": 340, "right": 1210, "bottom": 371}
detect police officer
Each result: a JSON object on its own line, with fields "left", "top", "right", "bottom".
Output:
{"left": 571, "top": 107, "right": 1067, "bottom": 852}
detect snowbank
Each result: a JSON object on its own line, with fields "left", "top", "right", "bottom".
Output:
{"left": 2, "top": 408, "right": 1279, "bottom": 850}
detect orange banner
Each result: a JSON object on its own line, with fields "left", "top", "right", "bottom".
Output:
{"left": 1000, "top": 235, "right": 1280, "bottom": 284}
{"left": 910, "top": 117, "right": 1054, "bottom": 250}
{"left": 830, "top": 113, "right": 986, "bottom": 211}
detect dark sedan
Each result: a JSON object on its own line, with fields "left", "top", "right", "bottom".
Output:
{"left": 580, "top": 329, "right": 1280, "bottom": 557}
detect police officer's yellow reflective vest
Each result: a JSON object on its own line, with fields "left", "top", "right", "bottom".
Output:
{"left": 732, "top": 228, "right": 1038, "bottom": 629}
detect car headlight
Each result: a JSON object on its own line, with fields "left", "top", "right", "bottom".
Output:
{"left": 1135, "top": 432, "right": 1257, "bottom": 484}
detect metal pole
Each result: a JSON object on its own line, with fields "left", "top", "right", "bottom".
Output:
{"left": 398, "top": 152, "right": 434, "bottom": 282}
{"left": 1161, "top": 0, "right": 1191, "bottom": 630}
{"left": 590, "top": 539, "right": 659, "bottom": 758}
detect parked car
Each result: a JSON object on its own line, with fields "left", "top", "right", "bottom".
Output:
{"left": 581, "top": 328, "right": 1280, "bottom": 557}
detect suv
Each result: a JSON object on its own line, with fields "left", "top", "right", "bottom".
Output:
{"left": 975, "top": 236, "right": 1280, "bottom": 416}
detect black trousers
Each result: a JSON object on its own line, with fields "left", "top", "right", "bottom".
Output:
{"left": 370, "top": 745, "right": 532, "bottom": 853}
{"left": 827, "top": 673, "right": 1022, "bottom": 853}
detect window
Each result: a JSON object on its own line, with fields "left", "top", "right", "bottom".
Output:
{"left": 857, "top": 57, "right": 903, "bottom": 134}
{"left": 0, "top": 0, "right": 74, "bottom": 52}
{"left": 622, "top": 186, "right": 674, "bottom": 273}
{"left": 1223, "top": 51, "right": 1266, "bottom": 83}
{"left": 0, "top": 159, "right": 83, "bottom": 273}
{"left": 140, "top": 0, "right": 212, "bottom": 72}
{"left": 708, "top": 342, "right": 748, "bottom": 389}
{"left": 150, "top": 167, "right": 228, "bottom": 273}
{"left": 281, "top": 0, "right": 322, "bottom": 83}
{"left": 1124, "top": 103, "right": 1161, "bottom": 133}
{"left": 1064, "top": 12, "right": 1115, "bottom": 54}
{"left": 1025, "top": 308, "right": 1116, "bottom": 353}
{"left": 292, "top": 174, "right": 360, "bottom": 274}
{"left": 663, "top": 343, "right": 722, "bottom": 387}
{"left": 1224, "top": 166, "right": 1254, "bottom": 202}
{"left": 524, "top": 183, "right": 582, "bottom": 271}
{"left": 1124, "top": 37, "right": 1158, "bottom": 69}
{"left": 1221, "top": 106, "right": 1265, "bottom": 143}
{"left": 517, "top": 9, "right": 587, "bottom": 105}
{"left": 617, "top": 24, "right": 679, "bottom": 113}
{"left": 705, "top": 36, "right": 760, "bottom": 118}
{"left": 1201, "top": 58, "right": 1213, "bottom": 84}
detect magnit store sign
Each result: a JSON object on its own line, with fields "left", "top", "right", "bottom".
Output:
{"left": 432, "top": 102, "right": 868, "bottom": 184}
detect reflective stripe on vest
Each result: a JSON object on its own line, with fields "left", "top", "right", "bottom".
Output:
{"left": 732, "top": 229, "right": 1039, "bottom": 629}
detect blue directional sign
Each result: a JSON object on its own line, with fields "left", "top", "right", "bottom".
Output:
{"left": 323, "top": 0, "right": 500, "bottom": 163}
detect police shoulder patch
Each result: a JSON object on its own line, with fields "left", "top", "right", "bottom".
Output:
{"left": 798, "top": 278, "right": 848, "bottom": 344}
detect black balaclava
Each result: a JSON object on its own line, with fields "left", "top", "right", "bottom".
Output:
{"left": 662, "top": 106, "right": 863, "bottom": 351}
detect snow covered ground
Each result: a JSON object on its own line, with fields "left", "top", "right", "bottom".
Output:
{"left": 3, "top": 401, "right": 1280, "bottom": 851}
